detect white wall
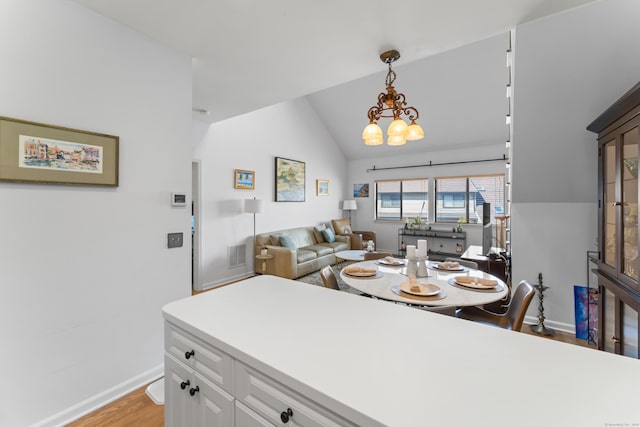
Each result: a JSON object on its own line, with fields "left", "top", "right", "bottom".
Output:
{"left": 512, "top": 0, "right": 640, "bottom": 329}
{"left": 0, "top": 1, "right": 192, "bottom": 425}
{"left": 192, "top": 97, "right": 348, "bottom": 289}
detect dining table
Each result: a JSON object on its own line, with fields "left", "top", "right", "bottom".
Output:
{"left": 339, "top": 258, "right": 509, "bottom": 307}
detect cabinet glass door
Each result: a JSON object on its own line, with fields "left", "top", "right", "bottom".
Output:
{"left": 622, "top": 126, "right": 639, "bottom": 281}
{"left": 603, "top": 140, "right": 617, "bottom": 268}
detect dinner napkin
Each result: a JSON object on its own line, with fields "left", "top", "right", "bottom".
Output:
{"left": 383, "top": 256, "right": 401, "bottom": 264}
{"left": 344, "top": 266, "right": 377, "bottom": 275}
{"left": 455, "top": 276, "right": 498, "bottom": 287}
{"left": 438, "top": 261, "right": 460, "bottom": 269}
{"left": 400, "top": 274, "right": 422, "bottom": 292}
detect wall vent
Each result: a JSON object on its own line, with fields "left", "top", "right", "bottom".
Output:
{"left": 228, "top": 244, "right": 246, "bottom": 267}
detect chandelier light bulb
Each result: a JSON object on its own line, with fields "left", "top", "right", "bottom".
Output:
{"left": 387, "top": 134, "right": 407, "bottom": 146}
{"left": 406, "top": 120, "right": 424, "bottom": 141}
{"left": 362, "top": 122, "right": 383, "bottom": 145}
{"left": 387, "top": 119, "right": 408, "bottom": 137}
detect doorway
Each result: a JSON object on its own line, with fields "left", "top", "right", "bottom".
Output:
{"left": 192, "top": 160, "right": 202, "bottom": 291}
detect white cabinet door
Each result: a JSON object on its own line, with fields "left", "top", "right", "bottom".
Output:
{"left": 165, "top": 354, "right": 196, "bottom": 427}
{"left": 193, "top": 372, "right": 234, "bottom": 427}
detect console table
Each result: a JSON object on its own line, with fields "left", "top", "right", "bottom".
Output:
{"left": 397, "top": 228, "right": 465, "bottom": 261}
{"left": 162, "top": 275, "right": 640, "bottom": 426}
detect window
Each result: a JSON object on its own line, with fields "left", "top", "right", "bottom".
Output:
{"left": 435, "top": 174, "right": 504, "bottom": 224}
{"left": 376, "top": 179, "right": 428, "bottom": 221}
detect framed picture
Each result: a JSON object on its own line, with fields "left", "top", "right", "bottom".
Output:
{"left": 234, "top": 169, "right": 255, "bottom": 189}
{"left": 316, "top": 179, "right": 329, "bottom": 196}
{"left": 275, "top": 156, "right": 305, "bottom": 202}
{"left": 354, "top": 183, "right": 369, "bottom": 198}
{"left": 0, "top": 116, "right": 118, "bottom": 186}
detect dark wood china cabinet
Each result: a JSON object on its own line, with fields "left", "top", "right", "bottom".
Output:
{"left": 588, "top": 81, "right": 640, "bottom": 358}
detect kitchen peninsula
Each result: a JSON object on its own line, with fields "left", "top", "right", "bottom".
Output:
{"left": 163, "top": 275, "right": 640, "bottom": 426}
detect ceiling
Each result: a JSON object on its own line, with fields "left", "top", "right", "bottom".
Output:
{"left": 71, "top": 0, "right": 596, "bottom": 159}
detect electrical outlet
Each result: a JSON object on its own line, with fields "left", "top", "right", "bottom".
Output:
{"left": 168, "top": 232, "right": 183, "bottom": 248}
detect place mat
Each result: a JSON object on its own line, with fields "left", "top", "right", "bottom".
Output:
{"left": 391, "top": 284, "right": 446, "bottom": 301}
{"left": 447, "top": 277, "right": 504, "bottom": 293}
{"left": 400, "top": 281, "right": 441, "bottom": 296}
{"left": 429, "top": 262, "right": 466, "bottom": 272}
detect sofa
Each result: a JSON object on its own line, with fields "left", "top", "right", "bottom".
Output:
{"left": 254, "top": 225, "right": 350, "bottom": 279}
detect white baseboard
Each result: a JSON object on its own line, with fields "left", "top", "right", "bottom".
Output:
{"left": 201, "top": 272, "right": 253, "bottom": 291}
{"left": 33, "top": 365, "right": 164, "bottom": 427}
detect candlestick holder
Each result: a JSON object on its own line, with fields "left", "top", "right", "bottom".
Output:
{"left": 529, "top": 272, "right": 555, "bottom": 336}
{"left": 406, "top": 257, "right": 429, "bottom": 278}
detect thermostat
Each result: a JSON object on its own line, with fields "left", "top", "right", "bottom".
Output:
{"left": 171, "top": 192, "right": 187, "bottom": 207}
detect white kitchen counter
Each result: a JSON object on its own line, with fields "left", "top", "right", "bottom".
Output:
{"left": 163, "top": 275, "right": 640, "bottom": 427}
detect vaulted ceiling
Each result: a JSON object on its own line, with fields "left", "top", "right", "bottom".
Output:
{"left": 71, "top": 0, "right": 596, "bottom": 159}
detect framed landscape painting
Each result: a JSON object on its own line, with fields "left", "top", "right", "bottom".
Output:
{"left": 354, "top": 183, "right": 369, "bottom": 198}
{"left": 0, "top": 116, "right": 119, "bottom": 186}
{"left": 316, "top": 179, "right": 329, "bottom": 196}
{"left": 234, "top": 169, "right": 255, "bottom": 189}
{"left": 275, "top": 157, "right": 305, "bottom": 202}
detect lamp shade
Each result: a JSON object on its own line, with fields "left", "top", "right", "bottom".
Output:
{"left": 342, "top": 200, "right": 357, "bottom": 211}
{"left": 362, "top": 123, "right": 383, "bottom": 146}
{"left": 244, "top": 198, "right": 264, "bottom": 214}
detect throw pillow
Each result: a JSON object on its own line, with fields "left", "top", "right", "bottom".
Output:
{"left": 313, "top": 224, "right": 327, "bottom": 243}
{"left": 321, "top": 228, "right": 336, "bottom": 243}
{"left": 279, "top": 235, "right": 296, "bottom": 249}
{"left": 269, "top": 234, "right": 283, "bottom": 246}
{"left": 338, "top": 224, "right": 352, "bottom": 234}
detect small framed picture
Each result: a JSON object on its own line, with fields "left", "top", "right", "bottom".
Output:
{"left": 354, "top": 183, "right": 369, "bottom": 198}
{"left": 234, "top": 169, "right": 255, "bottom": 190}
{"left": 316, "top": 179, "right": 329, "bottom": 196}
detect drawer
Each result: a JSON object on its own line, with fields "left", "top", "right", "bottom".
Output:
{"left": 165, "top": 322, "right": 233, "bottom": 393}
{"left": 235, "top": 401, "right": 274, "bottom": 427}
{"left": 235, "top": 361, "right": 356, "bottom": 427}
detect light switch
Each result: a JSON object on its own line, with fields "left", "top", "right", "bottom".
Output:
{"left": 168, "top": 232, "right": 183, "bottom": 248}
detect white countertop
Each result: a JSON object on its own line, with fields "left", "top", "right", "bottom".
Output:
{"left": 163, "top": 275, "right": 640, "bottom": 427}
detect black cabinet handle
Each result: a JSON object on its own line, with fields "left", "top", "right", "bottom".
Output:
{"left": 185, "top": 350, "right": 195, "bottom": 359}
{"left": 189, "top": 386, "right": 200, "bottom": 396}
{"left": 180, "top": 380, "right": 190, "bottom": 390}
{"left": 280, "top": 408, "right": 293, "bottom": 423}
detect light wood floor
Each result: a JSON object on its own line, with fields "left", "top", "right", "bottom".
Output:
{"left": 68, "top": 326, "right": 595, "bottom": 426}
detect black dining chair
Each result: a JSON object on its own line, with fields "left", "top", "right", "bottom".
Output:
{"left": 455, "top": 280, "right": 535, "bottom": 332}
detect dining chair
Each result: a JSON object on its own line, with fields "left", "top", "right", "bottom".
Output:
{"left": 364, "top": 252, "right": 393, "bottom": 261}
{"left": 320, "top": 265, "right": 340, "bottom": 290}
{"left": 444, "top": 257, "right": 478, "bottom": 270}
{"left": 455, "top": 280, "right": 535, "bottom": 331}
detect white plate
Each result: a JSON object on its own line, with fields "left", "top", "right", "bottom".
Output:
{"left": 400, "top": 281, "right": 441, "bottom": 296}
{"left": 431, "top": 262, "right": 465, "bottom": 272}
{"left": 376, "top": 258, "right": 406, "bottom": 266}
{"left": 447, "top": 277, "right": 503, "bottom": 292}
